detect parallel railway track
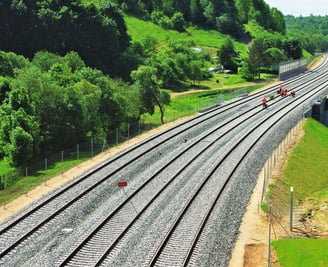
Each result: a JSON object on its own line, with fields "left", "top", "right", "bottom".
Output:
{"left": 59, "top": 78, "right": 328, "bottom": 267}
{"left": 1, "top": 56, "right": 328, "bottom": 266}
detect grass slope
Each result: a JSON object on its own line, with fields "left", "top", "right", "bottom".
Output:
{"left": 125, "top": 15, "right": 248, "bottom": 57}
{"left": 272, "top": 238, "right": 328, "bottom": 267}
{"left": 283, "top": 118, "right": 328, "bottom": 201}
{"left": 270, "top": 118, "right": 328, "bottom": 266}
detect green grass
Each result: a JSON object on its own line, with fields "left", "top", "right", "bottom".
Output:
{"left": 0, "top": 156, "right": 88, "bottom": 204}
{"left": 125, "top": 15, "right": 247, "bottom": 57}
{"left": 142, "top": 83, "right": 270, "bottom": 125}
{"left": 267, "top": 118, "right": 328, "bottom": 266}
{"left": 266, "top": 118, "right": 328, "bottom": 212}
{"left": 272, "top": 238, "right": 328, "bottom": 267}
{"left": 125, "top": 15, "right": 178, "bottom": 43}
{"left": 0, "top": 159, "right": 14, "bottom": 176}
{"left": 283, "top": 118, "right": 328, "bottom": 202}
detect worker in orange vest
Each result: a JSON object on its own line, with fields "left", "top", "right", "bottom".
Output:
{"left": 262, "top": 97, "right": 267, "bottom": 108}
{"left": 282, "top": 88, "right": 287, "bottom": 97}
{"left": 290, "top": 90, "right": 295, "bottom": 97}
{"left": 277, "top": 84, "right": 283, "bottom": 95}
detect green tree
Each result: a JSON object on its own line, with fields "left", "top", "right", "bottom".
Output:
{"left": 73, "top": 79, "right": 101, "bottom": 136}
{"left": 216, "top": 12, "right": 243, "bottom": 37}
{"left": 171, "top": 12, "right": 185, "bottom": 32}
{"left": 265, "top": 47, "right": 286, "bottom": 66}
{"left": 0, "top": 77, "right": 11, "bottom": 104}
{"left": 99, "top": 87, "right": 126, "bottom": 133}
{"left": 162, "top": 0, "right": 174, "bottom": 15}
{"left": 174, "top": 0, "right": 190, "bottom": 19}
{"left": 270, "top": 8, "right": 285, "bottom": 34}
{"left": 283, "top": 39, "right": 303, "bottom": 59}
{"left": 235, "top": 0, "right": 251, "bottom": 23}
{"left": 0, "top": 1, "right": 130, "bottom": 77}
{"left": 7, "top": 126, "right": 34, "bottom": 166}
{"left": 218, "top": 36, "right": 238, "bottom": 73}
{"left": 131, "top": 66, "right": 170, "bottom": 124}
{"left": 32, "top": 51, "right": 64, "bottom": 72}
{"left": 188, "top": 60, "right": 203, "bottom": 85}
{"left": 64, "top": 51, "right": 86, "bottom": 73}
{"left": 0, "top": 88, "right": 41, "bottom": 166}
{"left": 246, "top": 38, "right": 269, "bottom": 79}
{"left": 0, "top": 51, "right": 14, "bottom": 77}
{"left": 240, "top": 60, "right": 257, "bottom": 81}
{"left": 249, "top": 0, "right": 271, "bottom": 30}
{"left": 203, "top": 1, "right": 215, "bottom": 25}
{"left": 190, "top": 0, "right": 204, "bottom": 23}
{"left": 12, "top": 65, "right": 83, "bottom": 150}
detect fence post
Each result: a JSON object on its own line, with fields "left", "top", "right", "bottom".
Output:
{"left": 77, "top": 144, "right": 79, "bottom": 160}
{"left": 102, "top": 134, "right": 107, "bottom": 152}
{"left": 268, "top": 206, "right": 272, "bottom": 267}
{"left": 290, "top": 186, "right": 294, "bottom": 231}
{"left": 218, "top": 94, "right": 223, "bottom": 104}
{"left": 261, "top": 165, "right": 267, "bottom": 203}
{"left": 91, "top": 138, "right": 94, "bottom": 157}
{"left": 45, "top": 158, "right": 47, "bottom": 170}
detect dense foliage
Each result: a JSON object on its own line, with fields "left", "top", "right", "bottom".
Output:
{"left": 0, "top": 38, "right": 215, "bottom": 166}
{"left": 284, "top": 15, "right": 328, "bottom": 54}
{"left": 240, "top": 21, "right": 303, "bottom": 80}
{"left": 285, "top": 15, "right": 328, "bottom": 36}
{"left": 2, "top": 0, "right": 286, "bottom": 78}
{"left": 0, "top": 51, "right": 137, "bottom": 165}
{"left": 115, "top": 0, "right": 285, "bottom": 37}
{"left": 0, "top": 0, "right": 130, "bottom": 76}
{"left": 1, "top": 0, "right": 326, "bottom": 167}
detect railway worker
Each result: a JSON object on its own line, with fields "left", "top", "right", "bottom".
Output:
{"left": 290, "top": 90, "right": 295, "bottom": 97}
{"left": 262, "top": 97, "right": 267, "bottom": 108}
{"left": 277, "top": 84, "right": 283, "bottom": 94}
{"left": 282, "top": 88, "right": 287, "bottom": 97}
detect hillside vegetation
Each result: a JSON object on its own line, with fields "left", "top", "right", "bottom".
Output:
{"left": 285, "top": 15, "right": 328, "bottom": 54}
{"left": 0, "top": 0, "right": 325, "bottom": 169}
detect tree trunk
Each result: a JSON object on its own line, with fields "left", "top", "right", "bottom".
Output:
{"left": 154, "top": 96, "right": 165, "bottom": 124}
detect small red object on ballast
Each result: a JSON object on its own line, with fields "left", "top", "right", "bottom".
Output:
{"left": 118, "top": 181, "right": 127, "bottom": 187}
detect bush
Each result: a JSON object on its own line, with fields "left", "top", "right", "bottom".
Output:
{"left": 171, "top": 12, "right": 185, "bottom": 32}
{"left": 151, "top": 11, "right": 185, "bottom": 32}
{"left": 159, "top": 16, "right": 172, "bottom": 29}
{"left": 151, "top": 10, "right": 165, "bottom": 25}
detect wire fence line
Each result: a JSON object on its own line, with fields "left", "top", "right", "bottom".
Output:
{"left": 0, "top": 89, "right": 249, "bottom": 197}
{"left": 0, "top": 118, "right": 151, "bottom": 190}
{"left": 261, "top": 119, "right": 304, "bottom": 205}
{"left": 260, "top": 118, "right": 305, "bottom": 238}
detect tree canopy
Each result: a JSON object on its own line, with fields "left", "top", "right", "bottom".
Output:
{"left": 0, "top": 51, "right": 139, "bottom": 166}
{"left": 284, "top": 15, "right": 328, "bottom": 54}
{"left": 1, "top": 0, "right": 326, "bottom": 167}
{"left": 0, "top": 0, "right": 130, "bottom": 76}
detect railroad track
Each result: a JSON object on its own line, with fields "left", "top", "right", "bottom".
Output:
{"left": 1, "top": 56, "right": 328, "bottom": 266}
{"left": 58, "top": 76, "right": 328, "bottom": 267}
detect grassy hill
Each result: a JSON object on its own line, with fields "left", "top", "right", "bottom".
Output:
{"left": 124, "top": 15, "right": 248, "bottom": 59}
